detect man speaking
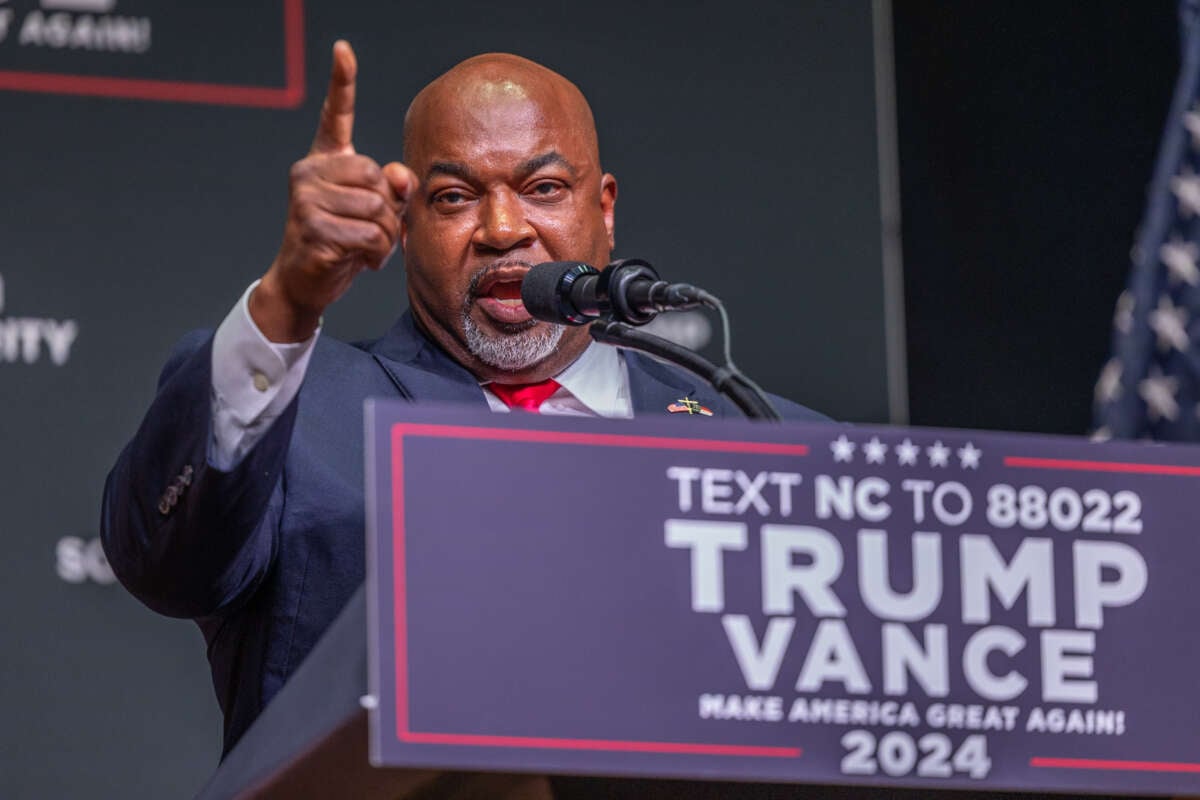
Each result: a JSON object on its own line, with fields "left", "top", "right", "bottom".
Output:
{"left": 101, "top": 42, "right": 825, "bottom": 758}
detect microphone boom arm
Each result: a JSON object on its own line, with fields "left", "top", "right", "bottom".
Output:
{"left": 588, "top": 319, "right": 783, "bottom": 422}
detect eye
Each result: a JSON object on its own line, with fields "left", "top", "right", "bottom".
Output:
{"left": 525, "top": 180, "right": 566, "bottom": 201}
{"left": 432, "top": 188, "right": 474, "bottom": 207}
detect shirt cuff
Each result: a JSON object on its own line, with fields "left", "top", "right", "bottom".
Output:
{"left": 209, "top": 280, "right": 320, "bottom": 470}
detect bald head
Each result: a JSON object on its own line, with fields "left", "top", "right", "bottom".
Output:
{"left": 397, "top": 51, "right": 617, "bottom": 385}
{"left": 403, "top": 53, "right": 599, "bottom": 166}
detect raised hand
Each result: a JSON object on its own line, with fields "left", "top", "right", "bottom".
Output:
{"left": 252, "top": 41, "right": 417, "bottom": 342}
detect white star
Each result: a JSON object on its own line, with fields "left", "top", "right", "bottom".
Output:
{"left": 1139, "top": 368, "right": 1180, "bottom": 422}
{"left": 863, "top": 437, "right": 888, "bottom": 464}
{"left": 1160, "top": 238, "right": 1200, "bottom": 286}
{"left": 1113, "top": 291, "right": 1135, "bottom": 334}
{"left": 927, "top": 441, "right": 950, "bottom": 468}
{"left": 957, "top": 442, "right": 982, "bottom": 469}
{"left": 1171, "top": 170, "right": 1200, "bottom": 216}
{"left": 1184, "top": 108, "right": 1200, "bottom": 148}
{"left": 1094, "top": 358, "right": 1123, "bottom": 404}
{"left": 830, "top": 434, "right": 856, "bottom": 462}
{"left": 1148, "top": 294, "right": 1191, "bottom": 352}
{"left": 1091, "top": 426, "right": 1113, "bottom": 442}
{"left": 896, "top": 438, "right": 920, "bottom": 466}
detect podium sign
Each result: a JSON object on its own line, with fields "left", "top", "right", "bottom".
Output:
{"left": 366, "top": 403, "right": 1200, "bottom": 795}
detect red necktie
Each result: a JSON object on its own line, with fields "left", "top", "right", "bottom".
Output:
{"left": 489, "top": 379, "right": 561, "bottom": 412}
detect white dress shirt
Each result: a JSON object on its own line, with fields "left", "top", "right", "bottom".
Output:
{"left": 481, "top": 341, "right": 632, "bottom": 418}
{"left": 210, "top": 281, "right": 632, "bottom": 469}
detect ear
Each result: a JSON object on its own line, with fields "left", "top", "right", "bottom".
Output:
{"left": 600, "top": 173, "right": 617, "bottom": 250}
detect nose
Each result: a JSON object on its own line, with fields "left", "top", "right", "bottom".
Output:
{"left": 472, "top": 188, "right": 536, "bottom": 252}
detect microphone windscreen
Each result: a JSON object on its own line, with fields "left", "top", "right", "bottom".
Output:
{"left": 521, "top": 261, "right": 596, "bottom": 324}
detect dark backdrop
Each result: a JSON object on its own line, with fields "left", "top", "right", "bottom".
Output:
{"left": 2, "top": 0, "right": 1183, "bottom": 796}
{"left": 0, "top": 1, "right": 887, "bottom": 797}
{"left": 895, "top": 1, "right": 1178, "bottom": 434}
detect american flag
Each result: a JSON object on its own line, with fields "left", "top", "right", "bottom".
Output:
{"left": 1095, "top": 0, "right": 1200, "bottom": 441}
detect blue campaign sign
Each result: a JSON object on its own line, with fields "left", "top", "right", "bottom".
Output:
{"left": 365, "top": 402, "right": 1200, "bottom": 794}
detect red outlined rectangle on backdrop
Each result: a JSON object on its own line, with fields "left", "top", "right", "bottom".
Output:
{"left": 388, "top": 422, "right": 808, "bottom": 759}
{"left": 0, "top": 0, "right": 305, "bottom": 108}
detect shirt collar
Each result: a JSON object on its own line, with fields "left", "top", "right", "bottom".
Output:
{"left": 552, "top": 342, "right": 630, "bottom": 417}
{"left": 480, "top": 342, "right": 632, "bottom": 418}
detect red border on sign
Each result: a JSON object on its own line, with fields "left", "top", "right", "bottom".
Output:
{"left": 0, "top": 0, "right": 305, "bottom": 108}
{"left": 389, "top": 422, "right": 806, "bottom": 759}
{"left": 993, "top": 452, "right": 1200, "bottom": 774}
{"left": 1003, "top": 455, "right": 1200, "bottom": 476}
{"left": 1031, "top": 757, "right": 1200, "bottom": 774}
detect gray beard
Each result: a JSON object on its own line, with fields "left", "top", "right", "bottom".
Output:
{"left": 461, "top": 311, "right": 564, "bottom": 371}
{"left": 461, "top": 259, "right": 565, "bottom": 371}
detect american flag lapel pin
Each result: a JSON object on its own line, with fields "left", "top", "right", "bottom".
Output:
{"left": 667, "top": 397, "right": 713, "bottom": 416}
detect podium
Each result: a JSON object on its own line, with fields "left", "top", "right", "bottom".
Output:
{"left": 190, "top": 585, "right": 849, "bottom": 800}
{"left": 194, "top": 584, "right": 418, "bottom": 799}
{"left": 194, "top": 585, "right": 554, "bottom": 799}
{"left": 197, "top": 404, "right": 1200, "bottom": 798}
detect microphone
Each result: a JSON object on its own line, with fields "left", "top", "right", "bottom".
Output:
{"left": 521, "top": 258, "right": 707, "bottom": 326}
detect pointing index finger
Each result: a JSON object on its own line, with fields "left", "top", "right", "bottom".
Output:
{"left": 311, "top": 40, "right": 357, "bottom": 155}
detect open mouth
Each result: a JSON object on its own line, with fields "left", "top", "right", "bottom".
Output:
{"left": 488, "top": 280, "right": 524, "bottom": 305}
{"left": 473, "top": 266, "right": 533, "bottom": 325}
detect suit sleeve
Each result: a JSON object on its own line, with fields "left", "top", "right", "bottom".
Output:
{"left": 100, "top": 330, "right": 298, "bottom": 619}
{"left": 210, "top": 280, "right": 319, "bottom": 469}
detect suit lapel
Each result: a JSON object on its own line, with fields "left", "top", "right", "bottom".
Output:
{"left": 365, "top": 317, "right": 730, "bottom": 418}
{"left": 366, "top": 312, "right": 490, "bottom": 408}
{"left": 626, "top": 351, "right": 728, "bottom": 418}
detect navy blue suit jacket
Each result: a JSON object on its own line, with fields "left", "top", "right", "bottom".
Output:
{"left": 101, "top": 311, "right": 828, "bottom": 755}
